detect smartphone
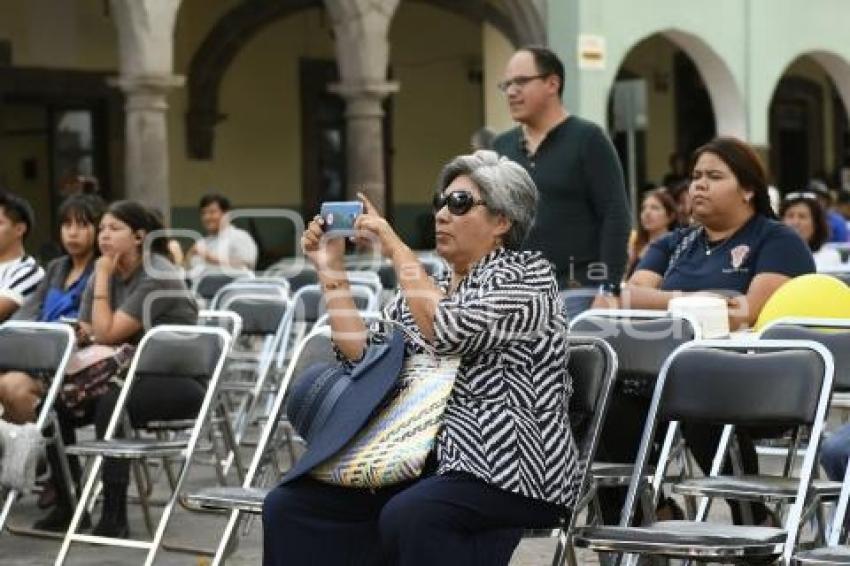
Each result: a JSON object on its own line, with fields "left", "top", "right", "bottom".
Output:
{"left": 320, "top": 201, "right": 363, "bottom": 237}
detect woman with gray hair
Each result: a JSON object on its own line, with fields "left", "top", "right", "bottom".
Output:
{"left": 263, "top": 150, "right": 579, "bottom": 565}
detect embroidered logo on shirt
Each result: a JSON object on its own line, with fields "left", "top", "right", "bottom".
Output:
{"left": 730, "top": 245, "right": 750, "bottom": 270}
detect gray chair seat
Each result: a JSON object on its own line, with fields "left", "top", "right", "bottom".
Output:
{"left": 793, "top": 546, "right": 850, "bottom": 564}
{"left": 66, "top": 439, "right": 188, "bottom": 459}
{"left": 185, "top": 486, "right": 270, "bottom": 513}
{"left": 574, "top": 520, "right": 786, "bottom": 559}
{"left": 673, "top": 475, "right": 840, "bottom": 502}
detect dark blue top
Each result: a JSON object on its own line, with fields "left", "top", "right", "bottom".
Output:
{"left": 637, "top": 215, "right": 815, "bottom": 294}
{"left": 13, "top": 256, "right": 93, "bottom": 323}
{"left": 827, "top": 210, "right": 848, "bottom": 243}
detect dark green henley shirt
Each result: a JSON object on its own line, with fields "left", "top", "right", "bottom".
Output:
{"left": 493, "top": 116, "right": 630, "bottom": 288}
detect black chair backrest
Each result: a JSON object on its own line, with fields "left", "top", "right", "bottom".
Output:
{"left": 376, "top": 263, "right": 397, "bottom": 290}
{"left": 571, "top": 316, "right": 694, "bottom": 382}
{"left": 762, "top": 324, "right": 850, "bottom": 391}
{"left": 195, "top": 273, "right": 241, "bottom": 300}
{"left": 295, "top": 287, "right": 323, "bottom": 324}
{"left": 287, "top": 269, "right": 319, "bottom": 292}
{"left": 0, "top": 325, "right": 70, "bottom": 374}
{"left": 291, "top": 331, "right": 336, "bottom": 378}
{"left": 567, "top": 340, "right": 612, "bottom": 452}
{"left": 198, "top": 313, "right": 238, "bottom": 338}
{"left": 224, "top": 296, "right": 288, "bottom": 335}
{"left": 660, "top": 347, "right": 825, "bottom": 426}
{"left": 135, "top": 329, "right": 225, "bottom": 380}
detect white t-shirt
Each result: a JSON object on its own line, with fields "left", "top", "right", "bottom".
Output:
{"left": 190, "top": 225, "right": 258, "bottom": 274}
{"left": 814, "top": 245, "right": 844, "bottom": 271}
{"left": 0, "top": 255, "right": 45, "bottom": 306}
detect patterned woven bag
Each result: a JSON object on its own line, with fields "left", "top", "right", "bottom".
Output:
{"left": 311, "top": 323, "right": 459, "bottom": 488}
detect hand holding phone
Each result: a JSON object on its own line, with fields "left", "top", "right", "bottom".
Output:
{"left": 320, "top": 201, "right": 363, "bottom": 238}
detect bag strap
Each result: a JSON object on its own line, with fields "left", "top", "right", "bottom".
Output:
{"left": 372, "top": 319, "right": 438, "bottom": 358}
{"left": 663, "top": 226, "right": 703, "bottom": 278}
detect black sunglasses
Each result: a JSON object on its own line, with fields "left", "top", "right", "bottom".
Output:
{"left": 432, "top": 190, "right": 487, "bottom": 216}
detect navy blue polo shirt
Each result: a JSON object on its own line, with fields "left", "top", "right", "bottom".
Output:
{"left": 637, "top": 215, "right": 815, "bottom": 294}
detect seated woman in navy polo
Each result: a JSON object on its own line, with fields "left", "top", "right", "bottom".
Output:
{"left": 595, "top": 136, "right": 815, "bottom": 525}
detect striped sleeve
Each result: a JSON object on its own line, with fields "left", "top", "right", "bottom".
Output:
{"left": 432, "top": 257, "right": 552, "bottom": 356}
{"left": 0, "top": 258, "right": 44, "bottom": 306}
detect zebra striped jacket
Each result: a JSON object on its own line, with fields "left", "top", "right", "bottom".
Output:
{"left": 384, "top": 247, "right": 580, "bottom": 507}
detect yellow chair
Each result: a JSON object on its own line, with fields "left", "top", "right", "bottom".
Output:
{"left": 755, "top": 273, "right": 850, "bottom": 331}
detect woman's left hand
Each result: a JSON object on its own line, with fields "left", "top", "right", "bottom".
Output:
{"left": 354, "top": 192, "right": 405, "bottom": 260}
{"left": 95, "top": 253, "right": 119, "bottom": 276}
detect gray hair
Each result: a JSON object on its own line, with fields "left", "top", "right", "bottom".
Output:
{"left": 437, "top": 150, "right": 538, "bottom": 250}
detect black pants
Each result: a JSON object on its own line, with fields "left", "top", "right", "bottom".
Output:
{"left": 262, "top": 472, "right": 563, "bottom": 566}
{"left": 47, "top": 376, "right": 205, "bottom": 489}
{"left": 596, "top": 387, "right": 771, "bottom": 525}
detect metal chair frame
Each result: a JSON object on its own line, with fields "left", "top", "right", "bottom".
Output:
{"left": 0, "top": 322, "right": 75, "bottom": 536}
{"left": 520, "top": 334, "right": 619, "bottom": 566}
{"left": 55, "top": 325, "right": 231, "bottom": 566}
{"left": 574, "top": 338, "right": 835, "bottom": 566}
{"left": 670, "top": 317, "right": 850, "bottom": 542}
{"left": 567, "top": 309, "right": 702, "bottom": 519}
{"left": 185, "top": 324, "right": 336, "bottom": 564}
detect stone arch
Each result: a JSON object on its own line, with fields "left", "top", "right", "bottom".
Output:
{"left": 765, "top": 49, "right": 850, "bottom": 188}
{"left": 659, "top": 29, "right": 747, "bottom": 139}
{"left": 607, "top": 28, "right": 746, "bottom": 140}
{"left": 784, "top": 50, "right": 850, "bottom": 123}
{"left": 406, "top": 0, "right": 527, "bottom": 47}
{"left": 185, "top": 0, "right": 538, "bottom": 160}
{"left": 184, "top": 0, "right": 321, "bottom": 159}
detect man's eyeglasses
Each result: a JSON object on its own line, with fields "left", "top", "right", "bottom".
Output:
{"left": 784, "top": 191, "right": 819, "bottom": 201}
{"left": 497, "top": 74, "right": 548, "bottom": 93}
{"left": 432, "top": 190, "right": 487, "bottom": 216}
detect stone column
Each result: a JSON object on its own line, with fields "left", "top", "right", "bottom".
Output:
{"left": 110, "top": 0, "right": 183, "bottom": 223}
{"left": 325, "top": 0, "right": 400, "bottom": 214}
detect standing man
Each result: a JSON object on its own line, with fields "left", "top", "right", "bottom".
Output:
{"left": 0, "top": 191, "right": 44, "bottom": 321}
{"left": 187, "top": 193, "right": 258, "bottom": 275}
{"left": 493, "top": 46, "right": 630, "bottom": 318}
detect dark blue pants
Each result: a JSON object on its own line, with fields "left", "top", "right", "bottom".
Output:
{"left": 262, "top": 472, "right": 563, "bottom": 566}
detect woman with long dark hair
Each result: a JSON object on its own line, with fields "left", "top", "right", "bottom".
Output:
{"left": 625, "top": 189, "right": 678, "bottom": 278}
{"left": 36, "top": 200, "right": 198, "bottom": 534}
{"left": 780, "top": 192, "right": 842, "bottom": 270}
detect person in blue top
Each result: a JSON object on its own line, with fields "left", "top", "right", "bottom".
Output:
{"left": 0, "top": 192, "right": 103, "bottom": 425}
{"left": 593, "top": 137, "right": 815, "bottom": 525}
{"left": 0, "top": 192, "right": 104, "bottom": 528}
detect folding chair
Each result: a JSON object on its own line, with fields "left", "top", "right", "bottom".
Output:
{"left": 214, "top": 295, "right": 295, "bottom": 464}
{"left": 792, "top": 457, "right": 850, "bottom": 564}
{"left": 568, "top": 309, "right": 700, "bottom": 520}
{"left": 142, "top": 310, "right": 244, "bottom": 489}
{"left": 283, "top": 267, "right": 318, "bottom": 292}
{"left": 291, "top": 283, "right": 380, "bottom": 336}
{"left": 55, "top": 325, "right": 230, "bottom": 565}
{"left": 573, "top": 338, "right": 835, "bottom": 565}
{"left": 209, "top": 277, "right": 290, "bottom": 309}
{"left": 520, "top": 334, "right": 618, "bottom": 566}
{"left": 671, "top": 317, "right": 850, "bottom": 537}
{"left": 0, "top": 322, "right": 75, "bottom": 534}
{"left": 185, "top": 323, "right": 337, "bottom": 565}
{"left": 191, "top": 269, "right": 254, "bottom": 303}
{"left": 345, "top": 271, "right": 383, "bottom": 303}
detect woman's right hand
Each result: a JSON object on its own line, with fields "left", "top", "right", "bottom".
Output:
{"left": 302, "top": 215, "right": 346, "bottom": 275}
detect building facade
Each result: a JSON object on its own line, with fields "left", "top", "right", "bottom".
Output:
{"left": 550, "top": 0, "right": 850, "bottom": 198}
{"left": 1, "top": 0, "right": 849, "bottom": 262}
